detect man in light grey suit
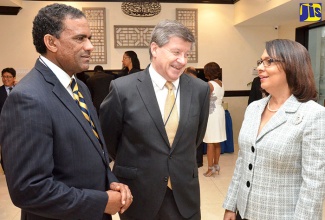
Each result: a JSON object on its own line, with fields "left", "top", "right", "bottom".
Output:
{"left": 0, "top": 4, "right": 132, "bottom": 220}
{"left": 100, "top": 20, "right": 210, "bottom": 220}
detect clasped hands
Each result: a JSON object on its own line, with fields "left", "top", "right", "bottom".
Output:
{"left": 105, "top": 182, "right": 133, "bottom": 215}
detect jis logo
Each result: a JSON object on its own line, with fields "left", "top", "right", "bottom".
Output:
{"left": 300, "top": 3, "right": 322, "bottom": 22}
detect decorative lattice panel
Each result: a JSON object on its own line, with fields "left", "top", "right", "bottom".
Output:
{"left": 114, "top": 25, "right": 155, "bottom": 48}
{"left": 176, "top": 8, "right": 198, "bottom": 63}
{"left": 82, "top": 7, "right": 107, "bottom": 64}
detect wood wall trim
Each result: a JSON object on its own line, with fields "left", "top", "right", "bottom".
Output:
{"left": 224, "top": 90, "right": 250, "bottom": 97}
{"left": 0, "top": 6, "right": 22, "bottom": 15}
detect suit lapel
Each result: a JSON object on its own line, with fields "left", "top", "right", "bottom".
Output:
{"left": 256, "top": 95, "right": 300, "bottom": 142}
{"left": 35, "top": 60, "right": 106, "bottom": 163}
{"left": 136, "top": 69, "right": 170, "bottom": 146}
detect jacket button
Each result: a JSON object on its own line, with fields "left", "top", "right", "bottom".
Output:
{"left": 246, "top": 181, "right": 250, "bottom": 187}
{"left": 164, "top": 177, "right": 168, "bottom": 182}
{"left": 248, "top": 164, "right": 253, "bottom": 170}
{"left": 251, "top": 146, "right": 255, "bottom": 153}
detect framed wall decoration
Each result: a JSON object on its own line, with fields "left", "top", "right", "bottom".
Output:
{"left": 176, "top": 8, "right": 198, "bottom": 63}
{"left": 114, "top": 25, "right": 155, "bottom": 48}
{"left": 82, "top": 7, "right": 107, "bottom": 64}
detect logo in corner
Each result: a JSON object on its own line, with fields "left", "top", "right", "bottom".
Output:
{"left": 300, "top": 3, "right": 322, "bottom": 22}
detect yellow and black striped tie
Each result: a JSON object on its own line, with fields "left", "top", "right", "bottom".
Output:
{"left": 70, "top": 78, "right": 100, "bottom": 140}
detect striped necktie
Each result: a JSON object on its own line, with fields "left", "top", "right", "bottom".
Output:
{"left": 70, "top": 78, "right": 100, "bottom": 141}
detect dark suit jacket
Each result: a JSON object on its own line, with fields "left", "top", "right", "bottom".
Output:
{"left": 86, "top": 71, "right": 115, "bottom": 113}
{"left": 100, "top": 67, "right": 210, "bottom": 219}
{"left": 116, "top": 68, "right": 141, "bottom": 78}
{"left": 0, "top": 59, "right": 118, "bottom": 220}
{"left": 248, "top": 76, "right": 268, "bottom": 105}
{"left": 0, "top": 85, "right": 8, "bottom": 114}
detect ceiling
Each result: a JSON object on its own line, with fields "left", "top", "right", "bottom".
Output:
{"left": 1, "top": 0, "right": 238, "bottom": 6}
{"left": 0, "top": 0, "right": 238, "bottom": 17}
{"left": 0, "top": 0, "right": 238, "bottom": 15}
{"left": 0, "top": 0, "right": 306, "bottom": 28}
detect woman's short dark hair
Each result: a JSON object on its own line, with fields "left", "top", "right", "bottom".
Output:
{"left": 265, "top": 39, "right": 317, "bottom": 102}
{"left": 125, "top": 51, "right": 141, "bottom": 70}
{"left": 32, "top": 3, "right": 85, "bottom": 54}
{"left": 204, "top": 62, "right": 221, "bottom": 80}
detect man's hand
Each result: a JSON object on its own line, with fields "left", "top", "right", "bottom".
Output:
{"left": 224, "top": 210, "right": 236, "bottom": 220}
{"left": 109, "top": 182, "right": 133, "bottom": 214}
{"left": 104, "top": 190, "right": 123, "bottom": 215}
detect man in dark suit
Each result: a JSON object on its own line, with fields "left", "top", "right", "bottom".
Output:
{"left": 248, "top": 76, "right": 269, "bottom": 105}
{"left": 0, "top": 67, "right": 16, "bottom": 114}
{"left": 100, "top": 20, "right": 210, "bottom": 220}
{"left": 0, "top": 67, "right": 16, "bottom": 172}
{"left": 87, "top": 65, "right": 114, "bottom": 114}
{"left": 0, "top": 4, "right": 132, "bottom": 220}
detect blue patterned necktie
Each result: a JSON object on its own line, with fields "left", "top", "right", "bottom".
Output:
{"left": 70, "top": 78, "right": 100, "bottom": 141}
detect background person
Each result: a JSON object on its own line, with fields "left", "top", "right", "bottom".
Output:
{"left": 184, "top": 66, "right": 197, "bottom": 78}
{"left": 0, "top": 67, "right": 16, "bottom": 114}
{"left": 0, "top": 67, "right": 16, "bottom": 173}
{"left": 76, "top": 71, "right": 90, "bottom": 84}
{"left": 202, "top": 62, "right": 226, "bottom": 177}
{"left": 100, "top": 19, "right": 210, "bottom": 220}
{"left": 223, "top": 39, "right": 325, "bottom": 220}
{"left": 248, "top": 76, "right": 269, "bottom": 105}
{"left": 87, "top": 65, "right": 114, "bottom": 114}
{"left": 117, "top": 50, "right": 141, "bottom": 78}
{"left": 0, "top": 4, "right": 132, "bottom": 220}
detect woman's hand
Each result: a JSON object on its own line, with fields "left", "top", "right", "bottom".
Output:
{"left": 223, "top": 210, "right": 236, "bottom": 220}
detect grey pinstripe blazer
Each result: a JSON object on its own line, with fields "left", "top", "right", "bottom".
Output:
{"left": 223, "top": 95, "right": 325, "bottom": 220}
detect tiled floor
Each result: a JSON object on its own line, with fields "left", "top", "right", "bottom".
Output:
{"left": 0, "top": 148, "right": 324, "bottom": 220}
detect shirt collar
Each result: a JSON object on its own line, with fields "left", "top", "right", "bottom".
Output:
{"left": 149, "top": 64, "right": 179, "bottom": 90}
{"left": 39, "top": 55, "right": 74, "bottom": 89}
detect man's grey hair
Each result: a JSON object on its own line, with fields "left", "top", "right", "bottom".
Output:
{"left": 149, "top": 20, "right": 195, "bottom": 59}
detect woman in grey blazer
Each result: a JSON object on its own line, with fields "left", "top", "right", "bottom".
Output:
{"left": 223, "top": 39, "right": 325, "bottom": 220}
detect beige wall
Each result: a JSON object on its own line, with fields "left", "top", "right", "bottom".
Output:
{"left": 0, "top": 1, "right": 303, "bottom": 144}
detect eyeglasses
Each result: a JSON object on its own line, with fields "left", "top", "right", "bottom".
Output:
{"left": 1, "top": 75, "right": 13, "bottom": 79}
{"left": 162, "top": 47, "right": 189, "bottom": 59}
{"left": 257, "top": 58, "right": 283, "bottom": 67}
{"left": 123, "top": 56, "right": 130, "bottom": 60}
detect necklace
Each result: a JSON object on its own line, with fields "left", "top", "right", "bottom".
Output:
{"left": 267, "top": 100, "right": 279, "bottom": 112}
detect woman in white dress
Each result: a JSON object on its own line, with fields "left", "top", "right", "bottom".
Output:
{"left": 203, "top": 62, "right": 227, "bottom": 177}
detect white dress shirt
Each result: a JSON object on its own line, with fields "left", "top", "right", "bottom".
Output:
{"left": 149, "top": 64, "right": 180, "bottom": 122}
{"left": 39, "top": 55, "right": 76, "bottom": 98}
{"left": 5, "top": 86, "right": 13, "bottom": 96}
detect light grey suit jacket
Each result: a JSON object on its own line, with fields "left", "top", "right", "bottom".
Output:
{"left": 100, "top": 67, "right": 210, "bottom": 219}
{"left": 0, "top": 59, "right": 118, "bottom": 220}
{"left": 223, "top": 95, "right": 325, "bottom": 220}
